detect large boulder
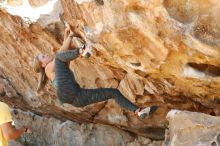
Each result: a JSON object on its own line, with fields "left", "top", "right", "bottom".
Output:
{"left": 164, "top": 110, "right": 220, "bottom": 146}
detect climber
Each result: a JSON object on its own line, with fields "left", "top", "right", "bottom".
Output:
{"left": 0, "top": 102, "right": 31, "bottom": 146}
{"left": 33, "top": 26, "right": 158, "bottom": 119}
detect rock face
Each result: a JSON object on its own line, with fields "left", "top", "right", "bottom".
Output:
{"left": 0, "top": 0, "right": 219, "bottom": 144}
{"left": 11, "top": 109, "right": 162, "bottom": 146}
{"left": 5, "top": 0, "right": 23, "bottom": 6}
{"left": 164, "top": 110, "right": 220, "bottom": 146}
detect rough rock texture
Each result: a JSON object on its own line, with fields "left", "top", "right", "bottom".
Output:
{"left": 5, "top": 0, "right": 23, "bottom": 6}
{"left": 0, "top": 0, "right": 219, "bottom": 144}
{"left": 164, "top": 110, "right": 220, "bottom": 146}
{"left": 28, "top": 0, "right": 49, "bottom": 8}
{"left": 8, "top": 141, "right": 24, "bottom": 146}
{"left": 10, "top": 109, "right": 162, "bottom": 146}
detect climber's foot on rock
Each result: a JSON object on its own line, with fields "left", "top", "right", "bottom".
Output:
{"left": 136, "top": 105, "right": 158, "bottom": 119}
{"left": 80, "top": 45, "right": 91, "bottom": 58}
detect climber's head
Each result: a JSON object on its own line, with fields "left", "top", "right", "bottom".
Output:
{"left": 33, "top": 54, "right": 51, "bottom": 92}
{"left": 33, "top": 54, "right": 53, "bottom": 72}
{"left": 38, "top": 54, "right": 52, "bottom": 68}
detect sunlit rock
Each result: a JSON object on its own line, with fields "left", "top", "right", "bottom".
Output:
{"left": 164, "top": 110, "right": 220, "bottom": 146}
{"left": 0, "top": 0, "right": 219, "bottom": 144}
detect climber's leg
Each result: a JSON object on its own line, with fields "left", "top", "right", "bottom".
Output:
{"left": 73, "top": 88, "right": 138, "bottom": 112}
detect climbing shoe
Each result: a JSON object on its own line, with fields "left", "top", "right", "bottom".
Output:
{"left": 81, "top": 44, "right": 91, "bottom": 58}
{"left": 138, "top": 105, "right": 158, "bottom": 119}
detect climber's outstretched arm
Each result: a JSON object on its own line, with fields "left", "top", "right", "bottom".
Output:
{"left": 56, "top": 49, "right": 80, "bottom": 62}
{"left": 59, "top": 34, "right": 74, "bottom": 51}
{"left": 59, "top": 27, "right": 78, "bottom": 52}
{"left": 63, "top": 26, "right": 69, "bottom": 41}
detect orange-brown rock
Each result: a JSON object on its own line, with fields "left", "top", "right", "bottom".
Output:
{"left": 28, "top": 0, "right": 48, "bottom": 8}
{"left": 0, "top": 0, "right": 219, "bottom": 144}
{"left": 6, "top": 0, "right": 23, "bottom": 6}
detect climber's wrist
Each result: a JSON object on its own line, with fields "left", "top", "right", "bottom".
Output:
{"left": 68, "top": 34, "right": 74, "bottom": 38}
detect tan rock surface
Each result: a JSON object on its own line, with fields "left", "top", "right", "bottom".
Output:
{"left": 164, "top": 110, "right": 220, "bottom": 146}
{"left": 28, "top": 0, "right": 49, "bottom": 8}
{"left": 5, "top": 0, "right": 23, "bottom": 6}
{"left": 0, "top": 0, "right": 219, "bottom": 143}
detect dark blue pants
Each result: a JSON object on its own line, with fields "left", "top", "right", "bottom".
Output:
{"left": 54, "top": 49, "right": 138, "bottom": 112}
